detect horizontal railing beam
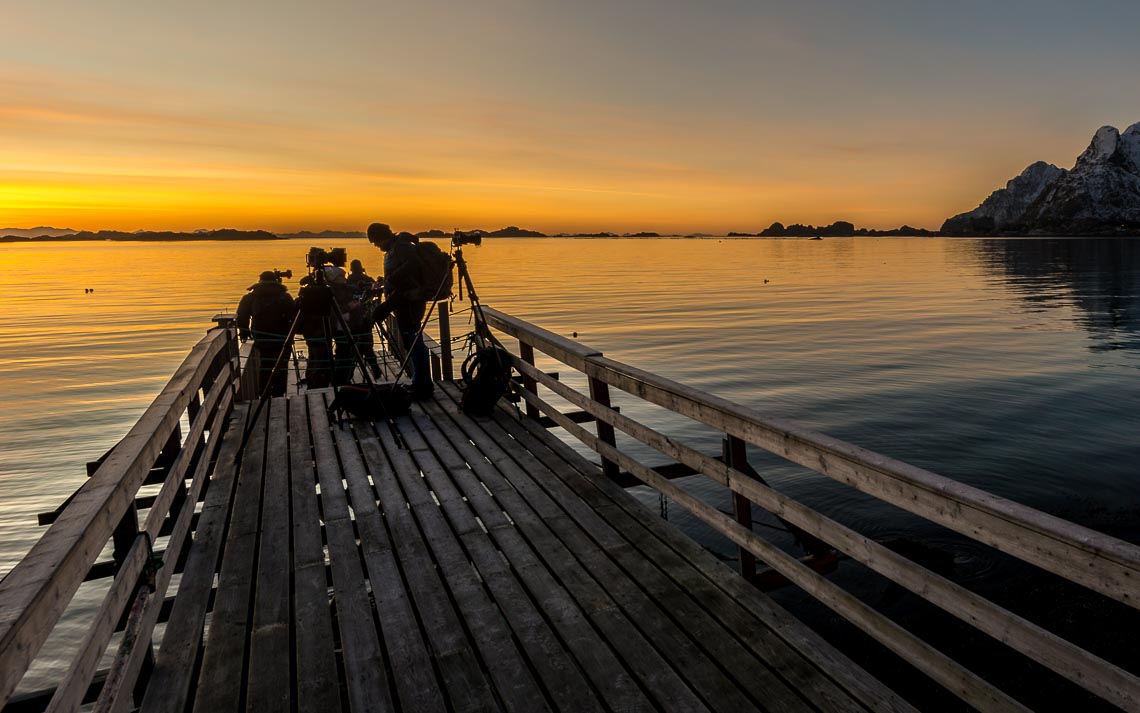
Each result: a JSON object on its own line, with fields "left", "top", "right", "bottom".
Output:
{"left": 482, "top": 308, "right": 1140, "bottom": 609}
{"left": 510, "top": 356, "right": 1140, "bottom": 710}
{"left": 511, "top": 381, "right": 1029, "bottom": 713}
{"left": 582, "top": 353, "right": 1140, "bottom": 609}
{"left": 0, "top": 326, "right": 237, "bottom": 707}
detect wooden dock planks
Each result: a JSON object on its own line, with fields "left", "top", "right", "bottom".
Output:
{"left": 144, "top": 387, "right": 913, "bottom": 713}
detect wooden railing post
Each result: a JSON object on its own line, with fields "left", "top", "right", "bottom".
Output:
{"left": 438, "top": 299, "right": 453, "bottom": 381}
{"left": 725, "top": 436, "right": 757, "bottom": 581}
{"left": 518, "top": 341, "right": 540, "bottom": 420}
{"left": 588, "top": 376, "right": 620, "bottom": 480}
{"left": 211, "top": 314, "right": 243, "bottom": 401}
{"left": 112, "top": 505, "right": 140, "bottom": 571}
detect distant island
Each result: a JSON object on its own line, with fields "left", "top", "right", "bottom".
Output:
{"left": 730, "top": 222, "right": 937, "bottom": 237}
{"left": 278, "top": 229, "right": 365, "bottom": 239}
{"left": 1, "top": 228, "right": 282, "bottom": 243}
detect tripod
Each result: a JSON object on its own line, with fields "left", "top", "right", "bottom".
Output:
{"left": 448, "top": 233, "right": 513, "bottom": 415}
{"left": 239, "top": 267, "right": 378, "bottom": 448}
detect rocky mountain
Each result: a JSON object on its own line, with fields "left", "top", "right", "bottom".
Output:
{"left": 943, "top": 123, "right": 1140, "bottom": 235}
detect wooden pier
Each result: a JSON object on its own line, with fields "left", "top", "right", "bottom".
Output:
{"left": 1, "top": 307, "right": 1139, "bottom": 712}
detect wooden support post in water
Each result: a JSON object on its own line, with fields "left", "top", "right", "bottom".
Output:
{"left": 438, "top": 299, "right": 453, "bottom": 381}
{"left": 725, "top": 436, "right": 757, "bottom": 581}
{"left": 518, "top": 341, "right": 540, "bottom": 420}
{"left": 588, "top": 376, "right": 621, "bottom": 480}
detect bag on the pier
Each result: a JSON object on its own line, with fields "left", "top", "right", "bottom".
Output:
{"left": 460, "top": 347, "right": 513, "bottom": 417}
{"left": 327, "top": 382, "right": 411, "bottom": 422}
{"left": 412, "top": 241, "right": 454, "bottom": 302}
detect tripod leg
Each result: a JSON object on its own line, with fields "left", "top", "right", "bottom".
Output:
{"left": 327, "top": 297, "right": 380, "bottom": 386}
{"left": 239, "top": 309, "right": 302, "bottom": 452}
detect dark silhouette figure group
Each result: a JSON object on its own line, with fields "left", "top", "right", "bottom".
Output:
{"left": 234, "top": 221, "right": 434, "bottom": 399}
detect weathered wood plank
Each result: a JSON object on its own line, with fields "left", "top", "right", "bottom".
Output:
{"left": 327, "top": 419, "right": 446, "bottom": 713}
{"left": 247, "top": 399, "right": 293, "bottom": 713}
{"left": 481, "top": 307, "right": 600, "bottom": 369}
{"left": 469, "top": 408, "right": 827, "bottom": 713}
{"left": 431, "top": 392, "right": 798, "bottom": 713}
{"left": 515, "top": 357, "right": 1140, "bottom": 711}
{"left": 379, "top": 421, "right": 552, "bottom": 713}
{"left": 419, "top": 394, "right": 710, "bottom": 713}
{"left": 486, "top": 310, "right": 1140, "bottom": 609}
{"left": 414, "top": 399, "right": 652, "bottom": 712}
{"left": 401, "top": 412, "right": 606, "bottom": 713}
{"left": 581, "top": 353, "right": 1140, "bottom": 610}
{"left": 43, "top": 536, "right": 148, "bottom": 713}
{"left": 510, "top": 383, "right": 1029, "bottom": 713}
{"left": 499, "top": 378, "right": 930, "bottom": 713}
{"left": 356, "top": 424, "right": 502, "bottom": 713}
{"left": 307, "top": 393, "right": 394, "bottom": 713}
{"left": 192, "top": 401, "right": 272, "bottom": 713}
{"left": 486, "top": 392, "right": 913, "bottom": 713}
{"left": 287, "top": 395, "right": 342, "bottom": 713}
{"left": 0, "top": 328, "right": 232, "bottom": 706}
{"left": 48, "top": 385, "right": 235, "bottom": 713}
{"left": 140, "top": 403, "right": 250, "bottom": 713}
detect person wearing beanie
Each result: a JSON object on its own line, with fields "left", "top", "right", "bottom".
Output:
{"left": 236, "top": 270, "right": 296, "bottom": 397}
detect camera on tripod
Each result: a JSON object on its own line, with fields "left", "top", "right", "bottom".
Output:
{"left": 306, "top": 246, "right": 347, "bottom": 269}
{"left": 453, "top": 231, "right": 482, "bottom": 247}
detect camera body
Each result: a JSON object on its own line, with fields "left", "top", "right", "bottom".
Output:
{"left": 453, "top": 231, "right": 483, "bottom": 247}
{"left": 306, "top": 246, "right": 347, "bottom": 269}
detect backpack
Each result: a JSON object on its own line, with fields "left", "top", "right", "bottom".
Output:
{"left": 413, "top": 242, "right": 454, "bottom": 302}
{"left": 460, "top": 347, "right": 513, "bottom": 416}
{"left": 327, "top": 382, "right": 412, "bottom": 423}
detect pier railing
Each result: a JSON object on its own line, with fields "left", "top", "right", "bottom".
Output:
{"left": 482, "top": 306, "right": 1140, "bottom": 712}
{"left": 0, "top": 322, "right": 242, "bottom": 711}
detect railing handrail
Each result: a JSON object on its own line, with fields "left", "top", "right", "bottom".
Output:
{"left": 482, "top": 306, "right": 1140, "bottom": 607}
{"left": 483, "top": 305, "right": 1140, "bottom": 710}
{"left": 0, "top": 326, "right": 237, "bottom": 705}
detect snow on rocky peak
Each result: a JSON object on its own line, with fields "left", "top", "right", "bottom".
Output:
{"left": 1120, "top": 122, "right": 1140, "bottom": 171}
{"left": 1076, "top": 125, "right": 1121, "bottom": 168}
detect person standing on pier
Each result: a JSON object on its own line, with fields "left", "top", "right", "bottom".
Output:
{"left": 236, "top": 270, "right": 296, "bottom": 397}
{"left": 367, "top": 222, "right": 432, "bottom": 399}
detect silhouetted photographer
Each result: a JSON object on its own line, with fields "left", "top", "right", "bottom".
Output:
{"left": 367, "top": 223, "right": 434, "bottom": 400}
{"left": 236, "top": 269, "right": 296, "bottom": 397}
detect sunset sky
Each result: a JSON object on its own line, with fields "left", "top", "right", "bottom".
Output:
{"left": 3, "top": 0, "right": 1139, "bottom": 234}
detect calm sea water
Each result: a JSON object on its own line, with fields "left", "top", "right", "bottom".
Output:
{"left": 1, "top": 236, "right": 1138, "bottom": 705}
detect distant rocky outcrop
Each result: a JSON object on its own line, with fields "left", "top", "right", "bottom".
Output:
{"left": 486, "top": 226, "right": 547, "bottom": 237}
{"left": 942, "top": 122, "right": 1140, "bottom": 236}
{"left": 410, "top": 226, "right": 546, "bottom": 238}
{"left": 0, "top": 229, "right": 281, "bottom": 243}
{"left": 748, "top": 221, "right": 936, "bottom": 237}
{"left": 0, "top": 226, "right": 76, "bottom": 238}
{"left": 280, "top": 229, "right": 365, "bottom": 239}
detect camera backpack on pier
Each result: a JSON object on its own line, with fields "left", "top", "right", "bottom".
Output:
{"left": 327, "top": 382, "right": 412, "bottom": 422}
{"left": 460, "top": 346, "right": 513, "bottom": 416}
{"left": 414, "top": 241, "right": 454, "bottom": 302}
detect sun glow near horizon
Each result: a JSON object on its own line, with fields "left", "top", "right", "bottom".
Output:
{"left": 2, "top": 2, "right": 1138, "bottom": 235}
